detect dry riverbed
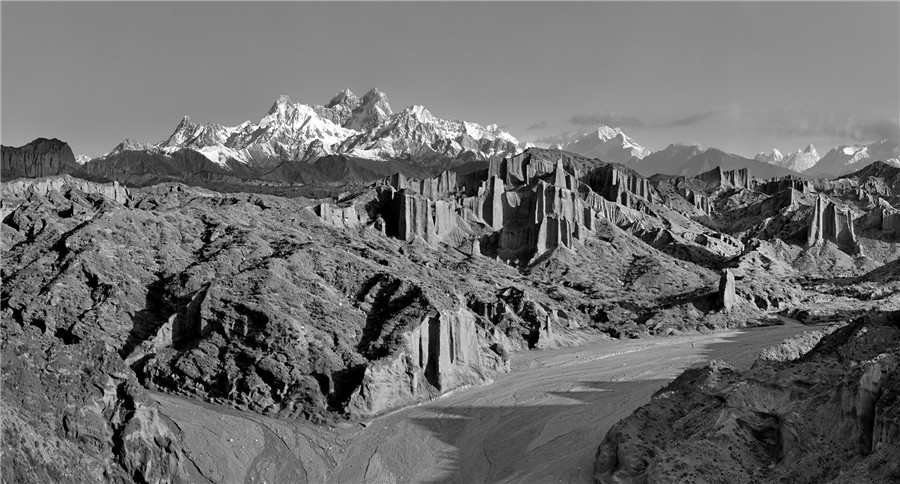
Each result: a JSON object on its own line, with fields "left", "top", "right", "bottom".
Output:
{"left": 154, "top": 320, "right": 811, "bottom": 484}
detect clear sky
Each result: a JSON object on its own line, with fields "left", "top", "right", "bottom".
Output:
{"left": 2, "top": 1, "right": 898, "bottom": 158}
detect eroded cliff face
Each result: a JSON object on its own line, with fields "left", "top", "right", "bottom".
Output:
{"left": 2, "top": 175, "right": 130, "bottom": 205}
{"left": 696, "top": 166, "right": 754, "bottom": 190}
{"left": 348, "top": 307, "right": 509, "bottom": 418}
{"left": 1, "top": 138, "right": 79, "bottom": 179}
{"left": 807, "top": 194, "right": 860, "bottom": 254}
{"left": 865, "top": 199, "right": 900, "bottom": 236}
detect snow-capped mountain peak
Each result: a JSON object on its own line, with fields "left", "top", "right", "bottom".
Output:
{"left": 756, "top": 145, "right": 819, "bottom": 172}
{"left": 754, "top": 149, "right": 784, "bottom": 164}
{"left": 595, "top": 125, "right": 623, "bottom": 142}
{"left": 325, "top": 89, "right": 360, "bottom": 109}
{"left": 806, "top": 139, "right": 899, "bottom": 175}
{"left": 345, "top": 89, "right": 393, "bottom": 131}
{"left": 75, "top": 154, "right": 92, "bottom": 165}
{"left": 107, "top": 138, "right": 155, "bottom": 156}
{"left": 549, "top": 125, "right": 650, "bottom": 164}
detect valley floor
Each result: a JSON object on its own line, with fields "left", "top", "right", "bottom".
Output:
{"left": 155, "top": 320, "right": 812, "bottom": 484}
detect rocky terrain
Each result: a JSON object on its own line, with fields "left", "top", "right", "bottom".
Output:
{"left": 595, "top": 311, "right": 900, "bottom": 484}
{"left": 3, "top": 131, "right": 900, "bottom": 483}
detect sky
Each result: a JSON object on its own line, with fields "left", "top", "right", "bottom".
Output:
{"left": 2, "top": 1, "right": 899, "bottom": 159}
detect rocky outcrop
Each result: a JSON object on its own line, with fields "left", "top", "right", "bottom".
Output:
{"left": 677, "top": 187, "right": 712, "bottom": 214}
{"left": 2, "top": 138, "right": 79, "bottom": 179}
{"left": 757, "top": 175, "right": 814, "bottom": 196}
{"left": 696, "top": 166, "right": 753, "bottom": 190}
{"left": 807, "top": 194, "right": 860, "bottom": 253}
{"left": 494, "top": 180, "right": 596, "bottom": 261}
{"left": 377, "top": 188, "right": 469, "bottom": 247}
{"left": 582, "top": 164, "right": 653, "bottom": 210}
{"left": 466, "top": 287, "right": 567, "bottom": 350}
{"left": 378, "top": 170, "right": 458, "bottom": 199}
{"left": 864, "top": 199, "right": 900, "bottom": 237}
{"left": 595, "top": 311, "right": 900, "bottom": 484}
{"left": 1, "top": 175, "right": 131, "bottom": 205}
{"left": 718, "top": 268, "right": 736, "bottom": 312}
{"left": 314, "top": 202, "right": 364, "bottom": 230}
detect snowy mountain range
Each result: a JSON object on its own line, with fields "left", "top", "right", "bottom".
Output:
{"left": 754, "top": 144, "right": 820, "bottom": 173}
{"left": 101, "top": 88, "right": 520, "bottom": 169}
{"left": 48, "top": 88, "right": 900, "bottom": 183}
{"left": 805, "top": 139, "right": 900, "bottom": 176}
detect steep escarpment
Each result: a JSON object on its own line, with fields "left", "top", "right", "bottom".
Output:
{"left": 1, "top": 138, "right": 79, "bottom": 179}
{"left": 594, "top": 311, "right": 900, "bottom": 484}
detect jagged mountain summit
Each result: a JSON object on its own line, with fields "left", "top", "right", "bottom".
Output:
{"left": 754, "top": 148, "right": 784, "bottom": 165}
{"left": 549, "top": 125, "right": 651, "bottom": 164}
{"left": 132, "top": 88, "right": 519, "bottom": 168}
{"left": 806, "top": 139, "right": 900, "bottom": 176}
{"left": 755, "top": 144, "right": 820, "bottom": 173}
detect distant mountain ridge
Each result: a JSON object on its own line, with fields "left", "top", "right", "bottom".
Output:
{"left": 633, "top": 143, "right": 800, "bottom": 179}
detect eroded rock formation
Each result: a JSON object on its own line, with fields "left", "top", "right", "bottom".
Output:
{"left": 807, "top": 194, "right": 860, "bottom": 253}
{"left": 865, "top": 199, "right": 900, "bottom": 237}
{"left": 696, "top": 166, "right": 753, "bottom": 190}
{"left": 315, "top": 150, "right": 657, "bottom": 264}
{"left": 348, "top": 307, "right": 508, "bottom": 417}
{"left": 1, "top": 138, "right": 79, "bottom": 179}
{"left": 1, "top": 175, "right": 131, "bottom": 205}
{"left": 718, "top": 268, "right": 736, "bottom": 312}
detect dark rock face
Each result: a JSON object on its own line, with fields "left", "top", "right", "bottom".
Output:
{"left": 1, "top": 138, "right": 79, "bottom": 179}
{"left": 1, "top": 323, "right": 186, "bottom": 483}
{"left": 594, "top": 311, "right": 900, "bottom": 484}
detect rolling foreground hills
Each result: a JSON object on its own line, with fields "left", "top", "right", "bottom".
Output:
{"left": 2, "top": 124, "right": 900, "bottom": 483}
